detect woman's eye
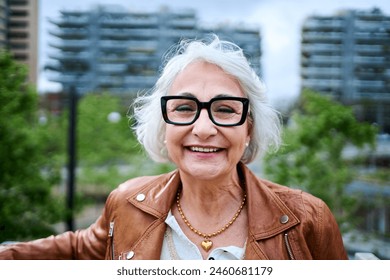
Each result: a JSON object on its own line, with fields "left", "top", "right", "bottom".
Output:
{"left": 175, "top": 105, "right": 196, "bottom": 112}
{"left": 216, "top": 106, "right": 235, "bottom": 114}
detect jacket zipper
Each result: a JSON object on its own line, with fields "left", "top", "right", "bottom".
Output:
{"left": 108, "top": 221, "right": 115, "bottom": 260}
{"left": 284, "top": 233, "right": 295, "bottom": 260}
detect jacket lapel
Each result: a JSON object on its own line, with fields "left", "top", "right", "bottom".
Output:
{"left": 127, "top": 171, "right": 180, "bottom": 219}
{"left": 240, "top": 164, "right": 300, "bottom": 259}
{"left": 123, "top": 171, "right": 180, "bottom": 259}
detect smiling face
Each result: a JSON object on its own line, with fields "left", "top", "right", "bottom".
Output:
{"left": 164, "top": 61, "right": 251, "bottom": 182}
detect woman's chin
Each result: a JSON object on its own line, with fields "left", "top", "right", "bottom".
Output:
{"left": 179, "top": 163, "right": 226, "bottom": 181}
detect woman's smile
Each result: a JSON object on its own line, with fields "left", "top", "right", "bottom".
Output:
{"left": 188, "top": 146, "right": 222, "bottom": 153}
{"left": 185, "top": 145, "right": 225, "bottom": 161}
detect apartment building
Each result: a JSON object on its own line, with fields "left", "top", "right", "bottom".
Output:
{"left": 45, "top": 5, "right": 261, "bottom": 95}
{"left": 0, "top": 0, "right": 6, "bottom": 48}
{"left": 301, "top": 8, "right": 390, "bottom": 132}
{"left": 2, "top": 0, "right": 39, "bottom": 86}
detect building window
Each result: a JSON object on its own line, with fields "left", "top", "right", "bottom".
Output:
{"left": 13, "top": 53, "right": 28, "bottom": 60}
{"left": 10, "top": 42, "right": 28, "bottom": 49}
{"left": 9, "top": 21, "right": 28, "bottom": 28}
{"left": 11, "top": 10, "right": 29, "bottom": 17}
{"left": 9, "top": 31, "right": 28, "bottom": 38}
{"left": 9, "top": 0, "right": 28, "bottom": 6}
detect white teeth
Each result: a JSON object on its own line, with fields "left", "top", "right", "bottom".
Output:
{"left": 190, "top": 147, "right": 219, "bottom": 153}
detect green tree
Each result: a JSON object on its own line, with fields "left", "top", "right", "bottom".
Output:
{"left": 77, "top": 93, "right": 139, "bottom": 166}
{"left": 263, "top": 89, "right": 377, "bottom": 230}
{"left": 75, "top": 93, "right": 173, "bottom": 197}
{"left": 0, "top": 51, "right": 64, "bottom": 242}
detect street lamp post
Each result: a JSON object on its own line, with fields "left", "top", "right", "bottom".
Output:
{"left": 66, "top": 85, "right": 77, "bottom": 231}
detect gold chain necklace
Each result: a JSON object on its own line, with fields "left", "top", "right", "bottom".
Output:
{"left": 176, "top": 188, "right": 246, "bottom": 252}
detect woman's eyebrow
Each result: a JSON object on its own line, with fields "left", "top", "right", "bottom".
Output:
{"left": 174, "top": 92, "right": 236, "bottom": 99}
{"left": 177, "top": 92, "right": 195, "bottom": 98}
{"left": 214, "top": 93, "right": 235, "bottom": 98}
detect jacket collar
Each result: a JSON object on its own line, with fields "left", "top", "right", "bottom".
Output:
{"left": 126, "top": 170, "right": 181, "bottom": 218}
{"left": 126, "top": 163, "right": 299, "bottom": 240}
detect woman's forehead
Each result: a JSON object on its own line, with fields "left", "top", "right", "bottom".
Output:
{"left": 169, "top": 61, "right": 244, "bottom": 99}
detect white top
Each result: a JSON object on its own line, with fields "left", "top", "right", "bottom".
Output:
{"left": 160, "top": 211, "right": 245, "bottom": 260}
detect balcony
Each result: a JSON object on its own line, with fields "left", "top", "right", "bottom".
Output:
{"left": 354, "top": 80, "right": 385, "bottom": 89}
{"left": 303, "top": 18, "right": 344, "bottom": 30}
{"left": 301, "top": 44, "right": 342, "bottom": 53}
{"left": 302, "top": 31, "right": 343, "bottom": 42}
{"left": 163, "top": 29, "right": 198, "bottom": 38}
{"left": 97, "top": 64, "right": 127, "bottom": 73}
{"left": 123, "top": 75, "right": 157, "bottom": 90}
{"left": 100, "top": 28, "right": 159, "bottom": 39}
{"left": 168, "top": 18, "right": 197, "bottom": 28}
{"left": 301, "top": 55, "right": 342, "bottom": 65}
{"left": 301, "top": 67, "right": 342, "bottom": 77}
{"left": 48, "top": 51, "right": 91, "bottom": 61}
{"left": 99, "top": 40, "right": 128, "bottom": 51}
{"left": 355, "top": 44, "right": 384, "bottom": 54}
{"left": 49, "top": 28, "right": 89, "bottom": 39}
{"left": 49, "top": 17, "right": 90, "bottom": 28}
{"left": 301, "top": 78, "right": 342, "bottom": 89}
{"left": 49, "top": 40, "right": 90, "bottom": 51}
{"left": 354, "top": 56, "right": 388, "bottom": 65}
{"left": 47, "top": 73, "right": 92, "bottom": 85}
{"left": 97, "top": 76, "right": 125, "bottom": 87}
{"left": 126, "top": 41, "right": 158, "bottom": 52}
{"left": 100, "top": 17, "right": 159, "bottom": 28}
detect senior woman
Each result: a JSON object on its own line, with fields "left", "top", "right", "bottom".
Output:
{"left": 0, "top": 35, "right": 348, "bottom": 260}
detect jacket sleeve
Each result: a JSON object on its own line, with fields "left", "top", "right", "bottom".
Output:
{"left": 314, "top": 200, "right": 349, "bottom": 260}
{"left": 0, "top": 193, "right": 114, "bottom": 260}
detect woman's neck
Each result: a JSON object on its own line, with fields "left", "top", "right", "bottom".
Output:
{"left": 177, "top": 168, "right": 245, "bottom": 215}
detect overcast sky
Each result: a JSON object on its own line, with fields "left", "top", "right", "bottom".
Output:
{"left": 38, "top": 0, "right": 390, "bottom": 108}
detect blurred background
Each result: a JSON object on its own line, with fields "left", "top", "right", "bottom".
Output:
{"left": 0, "top": 0, "right": 389, "bottom": 259}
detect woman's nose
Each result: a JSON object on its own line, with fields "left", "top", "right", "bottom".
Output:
{"left": 191, "top": 109, "right": 217, "bottom": 139}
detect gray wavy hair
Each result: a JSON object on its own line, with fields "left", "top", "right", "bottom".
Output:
{"left": 132, "top": 34, "right": 281, "bottom": 164}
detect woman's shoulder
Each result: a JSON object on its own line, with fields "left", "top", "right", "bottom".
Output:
{"left": 257, "top": 178, "right": 337, "bottom": 232}
{"left": 243, "top": 164, "right": 325, "bottom": 209}
{"left": 255, "top": 177, "right": 329, "bottom": 218}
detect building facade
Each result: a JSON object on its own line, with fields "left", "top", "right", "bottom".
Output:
{"left": 301, "top": 8, "right": 390, "bottom": 133}
{"left": 0, "top": 0, "right": 6, "bottom": 48}
{"left": 1, "top": 0, "right": 39, "bottom": 86}
{"left": 45, "top": 5, "right": 261, "bottom": 96}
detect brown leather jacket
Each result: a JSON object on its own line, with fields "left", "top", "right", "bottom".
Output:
{"left": 0, "top": 163, "right": 348, "bottom": 260}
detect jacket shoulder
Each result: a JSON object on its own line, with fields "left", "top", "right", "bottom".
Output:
{"left": 103, "top": 171, "right": 176, "bottom": 211}
{"left": 113, "top": 172, "right": 174, "bottom": 195}
{"left": 259, "top": 178, "right": 339, "bottom": 234}
{"left": 260, "top": 178, "right": 326, "bottom": 210}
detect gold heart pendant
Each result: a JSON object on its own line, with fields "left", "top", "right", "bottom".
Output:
{"left": 201, "top": 240, "right": 213, "bottom": 252}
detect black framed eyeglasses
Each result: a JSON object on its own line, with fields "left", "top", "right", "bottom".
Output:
{"left": 161, "top": 96, "right": 249, "bottom": 127}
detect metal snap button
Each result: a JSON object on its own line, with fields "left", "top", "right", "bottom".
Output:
{"left": 136, "top": 193, "right": 145, "bottom": 202}
{"left": 280, "top": 214, "right": 289, "bottom": 224}
{"left": 126, "top": 251, "right": 135, "bottom": 260}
